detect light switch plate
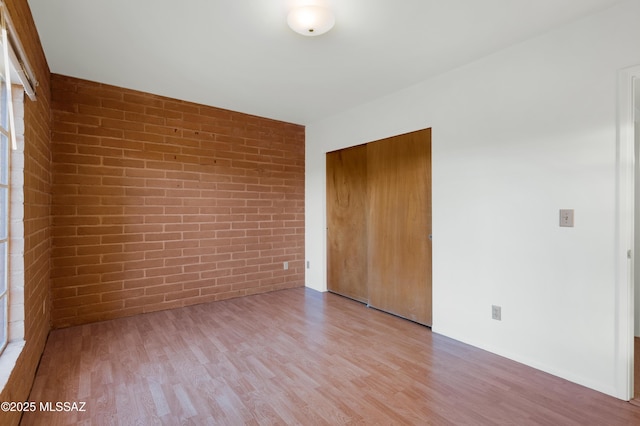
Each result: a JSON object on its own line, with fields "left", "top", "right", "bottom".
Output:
{"left": 559, "top": 209, "right": 574, "bottom": 227}
{"left": 492, "top": 305, "right": 501, "bottom": 321}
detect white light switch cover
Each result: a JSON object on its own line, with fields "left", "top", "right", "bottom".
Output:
{"left": 559, "top": 209, "right": 574, "bottom": 227}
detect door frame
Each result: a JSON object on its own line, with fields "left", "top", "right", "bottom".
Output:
{"left": 616, "top": 64, "right": 639, "bottom": 401}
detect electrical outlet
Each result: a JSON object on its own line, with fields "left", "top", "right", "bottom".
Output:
{"left": 283, "top": 261, "right": 289, "bottom": 270}
{"left": 492, "top": 305, "right": 501, "bottom": 321}
{"left": 306, "top": 261, "right": 310, "bottom": 269}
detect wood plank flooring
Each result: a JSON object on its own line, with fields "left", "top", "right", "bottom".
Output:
{"left": 21, "top": 288, "right": 640, "bottom": 425}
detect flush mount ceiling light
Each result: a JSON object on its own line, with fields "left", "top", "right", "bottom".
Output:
{"left": 287, "top": 5, "right": 335, "bottom": 36}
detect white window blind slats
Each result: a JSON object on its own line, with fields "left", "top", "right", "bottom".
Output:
{"left": 1, "top": 14, "right": 15, "bottom": 151}
{"left": 0, "top": 2, "right": 36, "bottom": 100}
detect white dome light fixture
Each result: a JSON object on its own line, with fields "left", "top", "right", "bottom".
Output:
{"left": 287, "top": 5, "right": 335, "bottom": 36}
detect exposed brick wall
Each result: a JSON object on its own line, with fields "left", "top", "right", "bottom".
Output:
{"left": 0, "top": 1, "right": 52, "bottom": 425}
{"left": 50, "top": 75, "right": 305, "bottom": 328}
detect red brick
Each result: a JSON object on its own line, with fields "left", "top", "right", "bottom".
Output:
{"left": 124, "top": 294, "right": 164, "bottom": 307}
{"left": 164, "top": 289, "right": 199, "bottom": 302}
{"left": 47, "top": 74, "right": 304, "bottom": 334}
{"left": 144, "top": 249, "right": 181, "bottom": 260}
{"left": 77, "top": 282, "right": 123, "bottom": 296}
{"left": 101, "top": 289, "right": 144, "bottom": 303}
{"left": 77, "top": 263, "right": 123, "bottom": 275}
{"left": 102, "top": 251, "right": 144, "bottom": 264}
{"left": 101, "top": 270, "right": 145, "bottom": 283}
{"left": 77, "top": 225, "right": 124, "bottom": 235}
{"left": 144, "top": 283, "right": 183, "bottom": 295}
{"left": 54, "top": 294, "right": 101, "bottom": 309}
{"left": 123, "top": 277, "right": 164, "bottom": 290}
{"left": 52, "top": 255, "right": 100, "bottom": 268}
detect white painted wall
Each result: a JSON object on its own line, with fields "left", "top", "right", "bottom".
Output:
{"left": 305, "top": 0, "right": 640, "bottom": 398}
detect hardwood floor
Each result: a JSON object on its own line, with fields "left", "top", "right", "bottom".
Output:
{"left": 21, "top": 288, "right": 640, "bottom": 425}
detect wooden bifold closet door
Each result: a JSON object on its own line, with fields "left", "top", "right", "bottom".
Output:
{"left": 326, "top": 129, "right": 432, "bottom": 326}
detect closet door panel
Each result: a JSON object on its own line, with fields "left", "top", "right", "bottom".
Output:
{"left": 367, "top": 129, "right": 432, "bottom": 325}
{"left": 326, "top": 144, "right": 368, "bottom": 302}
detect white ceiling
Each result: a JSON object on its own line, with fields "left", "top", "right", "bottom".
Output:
{"left": 27, "top": 0, "right": 627, "bottom": 125}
